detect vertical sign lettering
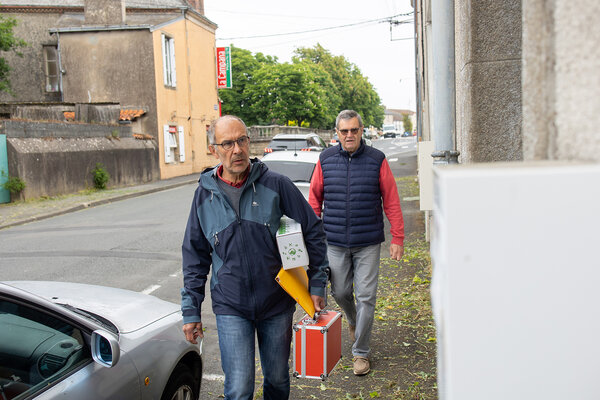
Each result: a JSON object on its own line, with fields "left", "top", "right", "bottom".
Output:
{"left": 216, "top": 47, "right": 232, "bottom": 89}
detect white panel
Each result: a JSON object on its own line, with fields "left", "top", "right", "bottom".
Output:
{"left": 432, "top": 162, "right": 600, "bottom": 400}
{"left": 418, "top": 140, "right": 435, "bottom": 210}
{"left": 178, "top": 126, "right": 185, "bottom": 162}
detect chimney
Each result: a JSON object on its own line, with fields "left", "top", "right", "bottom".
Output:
{"left": 186, "top": 0, "right": 204, "bottom": 14}
{"left": 84, "top": 0, "right": 126, "bottom": 25}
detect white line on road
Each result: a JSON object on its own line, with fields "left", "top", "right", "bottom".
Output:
{"left": 403, "top": 196, "right": 420, "bottom": 202}
{"left": 203, "top": 374, "right": 226, "bottom": 382}
{"left": 388, "top": 158, "right": 398, "bottom": 162}
{"left": 402, "top": 146, "right": 409, "bottom": 149}
{"left": 141, "top": 284, "right": 161, "bottom": 295}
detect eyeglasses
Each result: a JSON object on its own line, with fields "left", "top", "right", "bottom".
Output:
{"left": 212, "top": 135, "right": 249, "bottom": 151}
{"left": 338, "top": 128, "right": 361, "bottom": 136}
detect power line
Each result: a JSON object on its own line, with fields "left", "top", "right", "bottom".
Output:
{"left": 216, "top": 12, "right": 413, "bottom": 41}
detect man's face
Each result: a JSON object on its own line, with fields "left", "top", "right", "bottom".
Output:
{"left": 209, "top": 118, "right": 250, "bottom": 181}
{"left": 337, "top": 117, "right": 363, "bottom": 155}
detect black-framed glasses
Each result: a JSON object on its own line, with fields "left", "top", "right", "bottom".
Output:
{"left": 213, "top": 135, "right": 249, "bottom": 151}
{"left": 338, "top": 128, "right": 361, "bottom": 136}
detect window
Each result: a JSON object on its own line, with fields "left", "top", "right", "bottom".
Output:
{"left": 0, "top": 299, "right": 91, "bottom": 398}
{"left": 43, "top": 45, "right": 59, "bottom": 92}
{"left": 161, "top": 34, "right": 176, "bottom": 88}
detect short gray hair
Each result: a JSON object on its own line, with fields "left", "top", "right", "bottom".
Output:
{"left": 335, "top": 110, "right": 363, "bottom": 129}
{"left": 207, "top": 115, "right": 247, "bottom": 144}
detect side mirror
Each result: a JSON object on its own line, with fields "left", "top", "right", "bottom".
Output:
{"left": 91, "top": 330, "right": 120, "bottom": 368}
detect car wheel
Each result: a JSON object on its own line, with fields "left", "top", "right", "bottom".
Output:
{"left": 161, "top": 364, "right": 198, "bottom": 400}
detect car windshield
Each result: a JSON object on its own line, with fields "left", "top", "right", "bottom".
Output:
{"left": 270, "top": 139, "right": 309, "bottom": 150}
{"left": 262, "top": 161, "right": 316, "bottom": 182}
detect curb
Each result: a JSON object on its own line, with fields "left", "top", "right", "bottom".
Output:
{"left": 0, "top": 178, "right": 197, "bottom": 230}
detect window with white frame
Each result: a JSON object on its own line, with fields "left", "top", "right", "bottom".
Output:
{"left": 43, "top": 45, "right": 59, "bottom": 92}
{"left": 161, "top": 34, "right": 176, "bottom": 88}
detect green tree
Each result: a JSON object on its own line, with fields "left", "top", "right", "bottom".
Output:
{"left": 402, "top": 113, "right": 413, "bottom": 133}
{"left": 293, "top": 44, "right": 384, "bottom": 128}
{"left": 0, "top": 14, "right": 27, "bottom": 93}
{"left": 247, "top": 62, "right": 331, "bottom": 127}
{"left": 218, "top": 45, "right": 266, "bottom": 124}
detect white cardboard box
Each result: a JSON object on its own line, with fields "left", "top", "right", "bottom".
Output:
{"left": 276, "top": 216, "right": 309, "bottom": 270}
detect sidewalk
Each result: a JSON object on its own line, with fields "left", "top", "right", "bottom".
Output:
{"left": 0, "top": 174, "right": 199, "bottom": 230}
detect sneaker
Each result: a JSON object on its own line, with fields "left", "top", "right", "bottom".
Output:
{"left": 349, "top": 325, "right": 356, "bottom": 342}
{"left": 353, "top": 356, "right": 370, "bottom": 375}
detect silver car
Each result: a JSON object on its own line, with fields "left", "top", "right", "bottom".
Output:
{"left": 0, "top": 281, "right": 202, "bottom": 400}
{"left": 261, "top": 151, "right": 321, "bottom": 200}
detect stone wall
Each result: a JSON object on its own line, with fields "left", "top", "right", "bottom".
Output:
{"left": 522, "top": 0, "right": 600, "bottom": 162}
{"left": 2, "top": 120, "right": 158, "bottom": 200}
{"left": 454, "top": 0, "right": 523, "bottom": 163}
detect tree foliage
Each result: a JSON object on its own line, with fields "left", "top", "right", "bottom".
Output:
{"left": 0, "top": 14, "right": 27, "bottom": 93}
{"left": 402, "top": 113, "right": 413, "bottom": 133}
{"left": 218, "top": 43, "right": 384, "bottom": 129}
{"left": 293, "top": 44, "right": 384, "bottom": 128}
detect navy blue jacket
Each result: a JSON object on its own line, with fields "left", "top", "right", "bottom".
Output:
{"left": 181, "top": 158, "right": 328, "bottom": 324}
{"left": 315, "top": 141, "right": 387, "bottom": 247}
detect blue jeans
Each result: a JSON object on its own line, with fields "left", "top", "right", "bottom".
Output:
{"left": 216, "top": 310, "right": 294, "bottom": 400}
{"left": 327, "top": 244, "right": 381, "bottom": 358}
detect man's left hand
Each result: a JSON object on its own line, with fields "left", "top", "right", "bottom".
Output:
{"left": 390, "top": 244, "right": 404, "bottom": 261}
{"left": 311, "top": 295, "right": 325, "bottom": 313}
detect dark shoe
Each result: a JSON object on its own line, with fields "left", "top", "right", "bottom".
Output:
{"left": 353, "top": 356, "right": 370, "bottom": 375}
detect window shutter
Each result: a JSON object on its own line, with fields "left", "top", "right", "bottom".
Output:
{"left": 161, "top": 34, "right": 168, "bottom": 86}
{"left": 163, "top": 125, "right": 173, "bottom": 163}
{"left": 178, "top": 126, "right": 185, "bottom": 162}
{"left": 169, "top": 38, "right": 177, "bottom": 87}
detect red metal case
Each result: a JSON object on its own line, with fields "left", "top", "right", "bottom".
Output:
{"left": 292, "top": 310, "right": 342, "bottom": 380}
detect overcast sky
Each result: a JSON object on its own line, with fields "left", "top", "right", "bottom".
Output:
{"left": 204, "top": 0, "right": 416, "bottom": 111}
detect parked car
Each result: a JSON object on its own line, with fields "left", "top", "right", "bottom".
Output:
{"left": 401, "top": 131, "right": 411, "bottom": 137}
{"left": 261, "top": 151, "right": 321, "bottom": 199}
{"left": 382, "top": 124, "right": 399, "bottom": 138}
{"left": 363, "top": 129, "right": 379, "bottom": 141}
{"left": 0, "top": 281, "right": 202, "bottom": 400}
{"left": 330, "top": 134, "right": 339, "bottom": 146}
{"left": 263, "top": 133, "right": 328, "bottom": 155}
{"left": 383, "top": 132, "right": 397, "bottom": 138}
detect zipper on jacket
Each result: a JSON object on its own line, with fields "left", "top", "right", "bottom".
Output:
{"left": 346, "top": 155, "right": 352, "bottom": 245}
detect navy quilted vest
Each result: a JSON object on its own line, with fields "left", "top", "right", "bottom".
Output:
{"left": 319, "top": 140, "right": 385, "bottom": 247}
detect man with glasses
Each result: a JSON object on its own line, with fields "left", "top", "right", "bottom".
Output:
{"left": 180, "top": 115, "right": 329, "bottom": 400}
{"left": 309, "top": 109, "right": 405, "bottom": 376}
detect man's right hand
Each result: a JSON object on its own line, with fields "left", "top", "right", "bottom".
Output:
{"left": 183, "top": 322, "right": 203, "bottom": 344}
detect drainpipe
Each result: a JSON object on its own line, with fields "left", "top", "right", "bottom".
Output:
{"left": 430, "top": 0, "right": 459, "bottom": 164}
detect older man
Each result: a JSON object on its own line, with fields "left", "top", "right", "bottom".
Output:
{"left": 309, "top": 109, "right": 405, "bottom": 376}
{"left": 181, "top": 115, "right": 328, "bottom": 399}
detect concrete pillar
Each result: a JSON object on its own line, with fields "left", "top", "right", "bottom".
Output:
{"left": 454, "top": 0, "right": 522, "bottom": 163}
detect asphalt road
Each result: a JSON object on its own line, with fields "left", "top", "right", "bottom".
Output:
{"left": 0, "top": 136, "right": 418, "bottom": 398}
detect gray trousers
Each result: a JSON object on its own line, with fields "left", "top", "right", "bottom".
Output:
{"left": 327, "top": 243, "right": 381, "bottom": 358}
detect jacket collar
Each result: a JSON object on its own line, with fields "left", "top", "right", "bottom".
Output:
{"left": 200, "top": 158, "right": 264, "bottom": 191}
{"left": 338, "top": 139, "right": 366, "bottom": 158}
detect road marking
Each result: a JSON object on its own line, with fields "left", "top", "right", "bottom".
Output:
{"left": 141, "top": 284, "right": 161, "bottom": 295}
{"left": 402, "top": 146, "right": 409, "bottom": 149}
{"left": 203, "top": 374, "right": 225, "bottom": 382}
{"left": 403, "top": 196, "right": 420, "bottom": 202}
{"left": 388, "top": 158, "right": 398, "bottom": 162}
